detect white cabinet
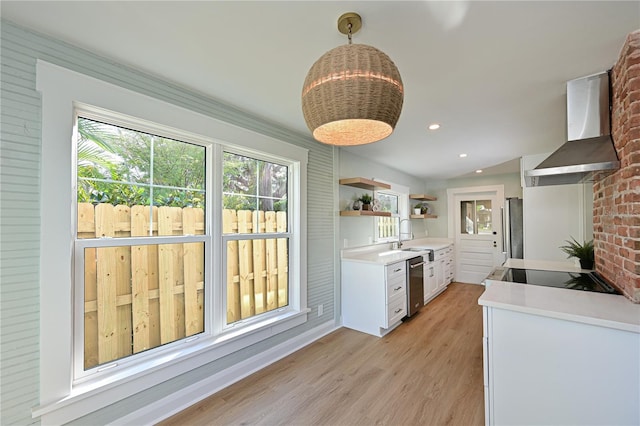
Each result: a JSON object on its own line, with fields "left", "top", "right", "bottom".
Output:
{"left": 423, "top": 259, "right": 437, "bottom": 303}
{"left": 341, "top": 259, "right": 407, "bottom": 337}
{"left": 444, "top": 245, "right": 455, "bottom": 284}
{"left": 423, "top": 246, "right": 451, "bottom": 304}
{"left": 483, "top": 305, "right": 639, "bottom": 426}
{"left": 433, "top": 244, "right": 454, "bottom": 293}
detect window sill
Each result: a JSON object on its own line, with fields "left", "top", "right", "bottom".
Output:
{"left": 33, "top": 308, "right": 310, "bottom": 424}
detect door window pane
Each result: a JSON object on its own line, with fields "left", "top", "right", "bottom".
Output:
{"left": 460, "top": 199, "right": 493, "bottom": 235}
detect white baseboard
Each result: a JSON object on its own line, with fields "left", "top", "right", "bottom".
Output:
{"left": 109, "top": 320, "right": 339, "bottom": 425}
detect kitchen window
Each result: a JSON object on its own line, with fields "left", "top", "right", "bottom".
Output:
{"left": 374, "top": 183, "right": 409, "bottom": 243}
{"left": 36, "top": 61, "right": 308, "bottom": 424}
{"left": 74, "top": 115, "right": 210, "bottom": 378}
{"left": 222, "top": 151, "right": 290, "bottom": 325}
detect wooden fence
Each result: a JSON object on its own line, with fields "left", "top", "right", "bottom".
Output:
{"left": 79, "top": 203, "right": 288, "bottom": 370}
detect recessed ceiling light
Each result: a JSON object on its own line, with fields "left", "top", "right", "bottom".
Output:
{"left": 428, "top": 123, "right": 440, "bottom": 130}
{"left": 459, "top": 153, "right": 467, "bottom": 158}
{"left": 476, "top": 169, "right": 483, "bottom": 173}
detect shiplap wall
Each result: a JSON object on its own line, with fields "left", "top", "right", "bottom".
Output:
{"left": 0, "top": 19, "right": 336, "bottom": 425}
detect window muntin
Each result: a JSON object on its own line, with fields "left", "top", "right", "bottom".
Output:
{"left": 222, "top": 152, "right": 290, "bottom": 325}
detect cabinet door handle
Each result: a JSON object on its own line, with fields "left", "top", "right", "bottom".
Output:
{"left": 429, "top": 267, "right": 434, "bottom": 277}
{"left": 394, "top": 286, "right": 402, "bottom": 291}
{"left": 394, "top": 308, "right": 402, "bottom": 314}
{"left": 393, "top": 268, "right": 402, "bottom": 273}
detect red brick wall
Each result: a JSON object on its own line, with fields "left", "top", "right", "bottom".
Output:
{"left": 593, "top": 30, "right": 640, "bottom": 302}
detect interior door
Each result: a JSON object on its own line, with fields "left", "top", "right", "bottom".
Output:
{"left": 454, "top": 191, "right": 503, "bottom": 284}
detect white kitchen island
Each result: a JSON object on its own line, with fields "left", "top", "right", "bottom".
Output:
{"left": 479, "top": 268, "right": 640, "bottom": 426}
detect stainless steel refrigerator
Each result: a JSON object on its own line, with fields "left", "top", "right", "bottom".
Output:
{"left": 502, "top": 197, "right": 523, "bottom": 261}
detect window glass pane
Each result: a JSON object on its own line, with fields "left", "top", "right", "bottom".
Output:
{"left": 461, "top": 201, "right": 475, "bottom": 234}
{"left": 77, "top": 117, "right": 206, "bottom": 237}
{"left": 77, "top": 204, "right": 204, "bottom": 238}
{"left": 225, "top": 238, "right": 289, "bottom": 324}
{"left": 151, "top": 136, "right": 205, "bottom": 190}
{"left": 223, "top": 152, "right": 257, "bottom": 196}
{"left": 377, "top": 192, "right": 398, "bottom": 214}
{"left": 476, "top": 200, "right": 493, "bottom": 234}
{"left": 377, "top": 217, "right": 399, "bottom": 240}
{"left": 83, "top": 242, "right": 205, "bottom": 370}
{"left": 223, "top": 152, "right": 288, "bottom": 233}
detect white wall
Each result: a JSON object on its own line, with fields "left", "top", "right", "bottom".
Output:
{"left": 521, "top": 154, "right": 593, "bottom": 262}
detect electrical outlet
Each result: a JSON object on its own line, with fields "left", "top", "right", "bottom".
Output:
{"left": 318, "top": 304, "right": 323, "bottom": 317}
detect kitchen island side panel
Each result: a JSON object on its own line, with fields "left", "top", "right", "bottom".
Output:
{"left": 486, "top": 307, "right": 639, "bottom": 426}
{"left": 341, "top": 261, "right": 387, "bottom": 336}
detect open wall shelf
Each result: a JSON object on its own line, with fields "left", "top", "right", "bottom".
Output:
{"left": 340, "top": 210, "right": 392, "bottom": 217}
{"left": 409, "top": 194, "right": 437, "bottom": 201}
{"left": 339, "top": 177, "right": 391, "bottom": 191}
{"left": 410, "top": 214, "right": 438, "bottom": 219}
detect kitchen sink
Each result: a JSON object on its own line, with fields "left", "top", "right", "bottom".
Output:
{"left": 377, "top": 247, "right": 425, "bottom": 256}
{"left": 378, "top": 250, "right": 402, "bottom": 256}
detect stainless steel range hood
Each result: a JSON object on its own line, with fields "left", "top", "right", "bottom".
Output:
{"left": 525, "top": 71, "right": 620, "bottom": 187}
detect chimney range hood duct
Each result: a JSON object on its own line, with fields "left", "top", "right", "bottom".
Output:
{"left": 525, "top": 71, "right": 620, "bottom": 187}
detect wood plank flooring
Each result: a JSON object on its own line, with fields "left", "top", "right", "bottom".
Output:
{"left": 160, "top": 283, "right": 485, "bottom": 426}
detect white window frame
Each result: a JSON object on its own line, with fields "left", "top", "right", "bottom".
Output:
{"left": 35, "top": 61, "right": 308, "bottom": 424}
{"left": 219, "top": 146, "right": 298, "bottom": 332}
{"left": 72, "top": 107, "right": 214, "bottom": 383}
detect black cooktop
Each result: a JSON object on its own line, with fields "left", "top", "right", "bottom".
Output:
{"left": 505, "top": 268, "right": 619, "bottom": 294}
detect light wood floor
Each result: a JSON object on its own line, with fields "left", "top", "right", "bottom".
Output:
{"left": 160, "top": 283, "right": 485, "bottom": 426}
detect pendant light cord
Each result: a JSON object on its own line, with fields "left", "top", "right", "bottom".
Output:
{"left": 347, "top": 23, "right": 353, "bottom": 44}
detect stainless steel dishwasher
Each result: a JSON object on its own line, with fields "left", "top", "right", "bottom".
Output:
{"left": 406, "top": 256, "right": 425, "bottom": 317}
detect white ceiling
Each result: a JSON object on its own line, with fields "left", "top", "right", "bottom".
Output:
{"left": 3, "top": 1, "right": 638, "bottom": 180}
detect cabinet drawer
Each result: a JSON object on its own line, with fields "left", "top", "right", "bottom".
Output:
{"left": 387, "top": 297, "right": 406, "bottom": 326}
{"left": 386, "top": 262, "right": 406, "bottom": 281}
{"left": 387, "top": 281, "right": 406, "bottom": 304}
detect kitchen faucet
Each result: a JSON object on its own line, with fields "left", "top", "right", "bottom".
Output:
{"left": 398, "top": 218, "right": 413, "bottom": 248}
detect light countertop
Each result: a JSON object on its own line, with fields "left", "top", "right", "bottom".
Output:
{"left": 341, "top": 247, "right": 429, "bottom": 265}
{"left": 503, "top": 258, "right": 588, "bottom": 273}
{"left": 341, "top": 238, "right": 453, "bottom": 265}
{"left": 479, "top": 280, "right": 640, "bottom": 333}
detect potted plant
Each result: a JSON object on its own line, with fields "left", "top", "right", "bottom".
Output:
{"left": 359, "top": 193, "right": 373, "bottom": 210}
{"left": 559, "top": 237, "right": 594, "bottom": 270}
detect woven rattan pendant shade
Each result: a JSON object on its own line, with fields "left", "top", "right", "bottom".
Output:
{"left": 302, "top": 43, "right": 404, "bottom": 146}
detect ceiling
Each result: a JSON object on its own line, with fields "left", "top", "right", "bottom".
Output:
{"left": 3, "top": 1, "right": 638, "bottom": 180}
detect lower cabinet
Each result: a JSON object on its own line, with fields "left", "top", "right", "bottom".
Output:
{"left": 423, "top": 260, "right": 438, "bottom": 303}
{"left": 342, "top": 259, "right": 407, "bottom": 337}
{"left": 483, "top": 306, "right": 639, "bottom": 425}
{"left": 424, "top": 244, "right": 454, "bottom": 304}
{"left": 444, "top": 245, "right": 455, "bottom": 284}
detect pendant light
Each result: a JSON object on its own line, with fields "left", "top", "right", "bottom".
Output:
{"left": 301, "top": 12, "right": 404, "bottom": 146}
